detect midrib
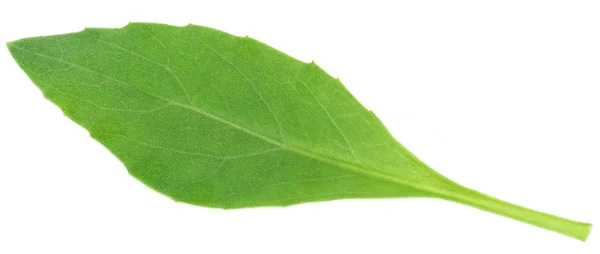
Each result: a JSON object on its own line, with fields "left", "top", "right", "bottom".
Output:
{"left": 12, "top": 44, "right": 451, "bottom": 199}
{"left": 169, "top": 100, "right": 453, "bottom": 198}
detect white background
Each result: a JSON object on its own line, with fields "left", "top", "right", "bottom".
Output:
{"left": 0, "top": 1, "right": 598, "bottom": 253}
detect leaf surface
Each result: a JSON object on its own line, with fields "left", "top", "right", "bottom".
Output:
{"left": 7, "top": 23, "right": 592, "bottom": 241}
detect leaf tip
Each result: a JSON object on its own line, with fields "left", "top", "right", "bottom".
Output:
{"left": 5, "top": 40, "right": 15, "bottom": 49}
{"left": 5, "top": 40, "right": 20, "bottom": 55}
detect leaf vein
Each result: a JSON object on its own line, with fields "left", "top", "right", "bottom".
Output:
{"left": 193, "top": 36, "right": 285, "bottom": 142}
{"left": 117, "top": 134, "right": 280, "bottom": 159}
{"left": 96, "top": 39, "right": 194, "bottom": 105}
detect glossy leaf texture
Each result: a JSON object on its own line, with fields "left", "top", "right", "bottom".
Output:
{"left": 7, "top": 23, "right": 592, "bottom": 241}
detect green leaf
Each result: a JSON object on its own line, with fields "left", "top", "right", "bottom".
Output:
{"left": 7, "top": 22, "right": 592, "bottom": 241}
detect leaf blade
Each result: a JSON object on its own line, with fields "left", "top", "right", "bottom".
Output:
{"left": 7, "top": 23, "right": 439, "bottom": 208}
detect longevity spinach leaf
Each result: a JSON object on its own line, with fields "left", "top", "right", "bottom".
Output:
{"left": 7, "top": 23, "right": 592, "bottom": 241}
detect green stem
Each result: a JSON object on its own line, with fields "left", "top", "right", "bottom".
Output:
{"left": 436, "top": 186, "right": 592, "bottom": 241}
